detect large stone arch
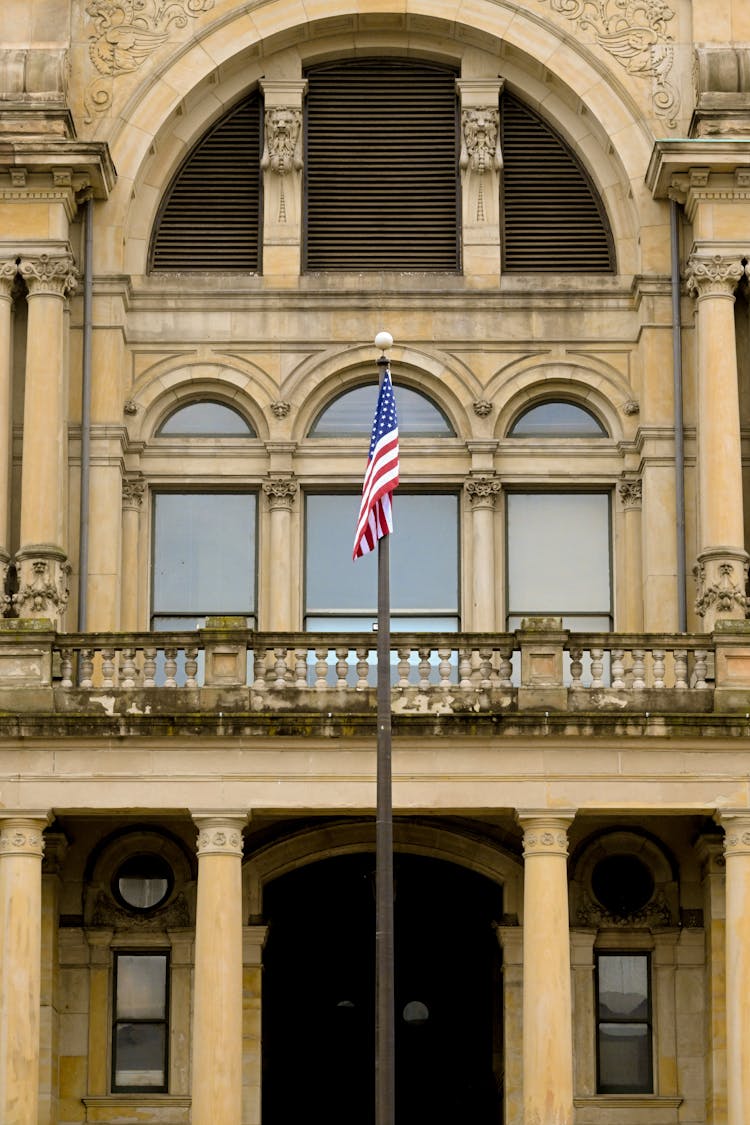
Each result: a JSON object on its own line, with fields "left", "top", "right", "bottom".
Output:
{"left": 95, "top": 4, "right": 657, "bottom": 275}
{"left": 243, "top": 819, "right": 523, "bottom": 918}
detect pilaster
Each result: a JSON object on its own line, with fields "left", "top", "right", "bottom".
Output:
{"left": 464, "top": 472, "right": 501, "bottom": 630}
{"left": 495, "top": 924, "right": 523, "bottom": 1125}
{"left": 619, "top": 474, "right": 644, "bottom": 631}
{"left": 717, "top": 811, "right": 750, "bottom": 1125}
{"left": 120, "top": 474, "right": 145, "bottom": 631}
{"left": 243, "top": 925, "right": 268, "bottom": 1125}
{"left": 456, "top": 79, "right": 504, "bottom": 283}
{"left": 262, "top": 474, "right": 298, "bottom": 630}
{"left": 696, "top": 833, "right": 727, "bottom": 1125}
{"left": 259, "top": 81, "right": 307, "bottom": 282}
{"left": 0, "top": 259, "right": 17, "bottom": 573}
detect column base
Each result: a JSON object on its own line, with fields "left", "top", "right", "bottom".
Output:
{"left": 694, "top": 546, "right": 749, "bottom": 630}
{"left": 12, "top": 545, "right": 70, "bottom": 627}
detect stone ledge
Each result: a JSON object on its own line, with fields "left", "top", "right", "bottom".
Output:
{"left": 82, "top": 1095, "right": 190, "bottom": 1123}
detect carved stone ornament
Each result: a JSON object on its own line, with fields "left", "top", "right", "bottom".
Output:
{"left": 622, "top": 399, "right": 640, "bottom": 415}
{"left": 619, "top": 478, "right": 642, "bottom": 510}
{"left": 0, "top": 821, "right": 45, "bottom": 858}
{"left": 85, "top": 0, "right": 215, "bottom": 120}
{"left": 694, "top": 558, "right": 749, "bottom": 619}
{"left": 262, "top": 476, "right": 299, "bottom": 510}
{"left": 521, "top": 819, "right": 570, "bottom": 858}
{"left": 685, "top": 253, "right": 746, "bottom": 297}
{"left": 472, "top": 399, "right": 492, "bottom": 417}
{"left": 536, "top": 0, "right": 679, "bottom": 126}
{"left": 460, "top": 107, "right": 502, "bottom": 174}
{"left": 18, "top": 252, "right": 78, "bottom": 298}
{"left": 12, "top": 553, "right": 71, "bottom": 620}
{"left": 576, "top": 887, "right": 673, "bottom": 928}
{"left": 91, "top": 888, "right": 190, "bottom": 929}
{"left": 465, "top": 474, "right": 502, "bottom": 508}
{"left": 270, "top": 400, "right": 292, "bottom": 419}
{"left": 196, "top": 824, "right": 244, "bottom": 857}
{"left": 122, "top": 475, "right": 146, "bottom": 508}
{"left": 261, "top": 108, "right": 303, "bottom": 176}
{"left": 0, "top": 258, "right": 18, "bottom": 298}
{"left": 123, "top": 398, "right": 138, "bottom": 415}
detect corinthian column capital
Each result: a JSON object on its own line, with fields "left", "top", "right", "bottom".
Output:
{"left": 19, "top": 252, "right": 79, "bottom": 298}
{"left": 685, "top": 253, "right": 745, "bottom": 298}
{"left": 0, "top": 258, "right": 17, "bottom": 300}
{"left": 465, "top": 473, "right": 501, "bottom": 508}
{"left": 263, "top": 475, "right": 298, "bottom": 511}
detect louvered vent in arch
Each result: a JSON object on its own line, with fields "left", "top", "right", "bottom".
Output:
{"left": 305, "top": 60, "right": 459, "bottom": 271}
{"left": 150, "top": 93, "right": 261, "bottom": 272}
{"left": 501, "top": 94, "right": 615, "bottom": 273}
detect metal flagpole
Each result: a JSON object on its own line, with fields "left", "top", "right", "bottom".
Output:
{"left": 374, "top": 330, "right": 395, "bottom": 1125}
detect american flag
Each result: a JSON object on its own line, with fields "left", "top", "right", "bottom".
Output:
{"left": 352, "top": 368, "right": 400, "bottom": 559}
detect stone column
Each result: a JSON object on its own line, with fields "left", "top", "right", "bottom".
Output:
{"left": 0, "top": 813, "right": 49, "bottom": 1125}
{"left": 0, "top": 259, "right": 18, "bottom": 596}
{"left": 192, "top": 813, "right": 247, "bottom": 1125}
{"left": 719, "top": 812, "right": 750, "bottom": 1125}
{"left": 618, "top": 476, "right": 644, "bottom": 632}
{"left": 456, "top": 79, "right": 504, "bottom": 283}
{"left": 243, "top": 925, "right": 268, "bottom": 1125}
{"left": 259, "top": 81, "right": 307, "bottom": 281}
{"left": 120, "top": 474, "right": 145, "bottom": 630}
{"left": 15, "top": 252, "right": 78, "bottom": 625}
{"left": 465, "top": 473, "right": 501, "bottom": 630}
{"left": 686, "top": 254, "right": 748, "bottom": 629}
{"left": 518, "top": 812, "right": 575, "bottom": 1125}
{"left": 262, "top": 475, "right": 298, "bottom": 631}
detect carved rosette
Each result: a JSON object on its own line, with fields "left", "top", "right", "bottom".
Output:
{"left": 465, "top": 474, "right": 501, "bottom": 509}
{"left": 685, "top": 254, "right": 746, "bottom": 298}
{"left": 0, "top": 818, "right": 47, "bottom": 859}
{"left": 520, "top": 816, "right": 572, "bottom": 860}
{"left": 261, "top": 108, "right": 303, "bottom": 176}
{"left": 12, "top": 548, "right": 71, "bottom": 622}
{"left": 195, "top": 816, "right": 246, "bottom": 858}
{"left": 720, "top": 815, "right": 750, "bottom": 859}
{"left": 122, "top": 475, "right": 146, "bottom": 510}
{"left": 19, "top": 253, "right": 79, "bottom": 299}
{"left": 619, "top": 477, "right": 642, "bottom": 511}
{"left": 263, "top": 476, "right": 298, "bottom": 511}
{"left": 694, "top": 551, "right": 749, "bottom": 621}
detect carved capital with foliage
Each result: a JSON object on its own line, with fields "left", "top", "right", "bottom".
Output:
{"left": 19, "top": 252, "right": 78, "bottom": 298}
{"left": 263, "top": 476, "right": 298, "bottom": 511}
{"left": 685, "top": 253, "right": 745, "bottom": 298}
{"left": 465, "top": 474, "right": 501, "bottom": 509}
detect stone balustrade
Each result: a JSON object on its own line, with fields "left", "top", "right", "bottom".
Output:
{"left": 1, "top": 618, "right": 749, "bottom": 717}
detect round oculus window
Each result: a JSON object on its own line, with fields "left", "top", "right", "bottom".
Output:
{"left": 115, "top": 854, "right": 172, "bottom": 912}
{"left": 591, "top": 854, "right": 655, "bottom": 917}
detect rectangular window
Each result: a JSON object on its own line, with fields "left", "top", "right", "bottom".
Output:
{"left": 151, "top": 492, "right": 257, "bottom": 629}
{"left": 506, "top": 491, "right": 612, "bottom": 630}
{"left": 596, "top": 952, "right": 653, "bottom": 1094}
{"left": 305, "top": 492, "right": 459, "bottom": 631}
{"left": 112, "top": 952, "right": 169, "bottom": 1093}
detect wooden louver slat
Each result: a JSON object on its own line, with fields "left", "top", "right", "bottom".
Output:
{"left": 305, "top": 60, "right": 459, "bottom": 271}
{"left": 150, "top": 94, "right": 261, "bottom": 272}
{"left": 501, "top": 94, "right": 615, "bottom": 273}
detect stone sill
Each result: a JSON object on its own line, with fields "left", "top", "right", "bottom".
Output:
{"left": 575, "top": 1094, "right": 682, "bottom": 1122}
{"left": 82, "top": 1095, "right": 190, "bottom": 1123}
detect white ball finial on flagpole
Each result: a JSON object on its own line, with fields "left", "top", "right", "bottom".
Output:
{"left": 374, "top": 331, "right": 393, "bottom": 354}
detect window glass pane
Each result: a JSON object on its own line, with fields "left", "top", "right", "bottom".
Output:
{"left": 507, "top": 493, "right": 611, "bottom": 619}
{"left": 153, "top": 494, "right": 256, "bottom": 616}
{"left": 114, "top": 1023, "right": 166, "bottom": 1088}
{"left": 309, "top": 385, "right": 454, "bottom": 437}
{"left": 305, "top": 494, "right": 459, "bottom": 626}
{"left": 509, "top": 401, "right": 606, "bottom": 437}
{"left": 158, "top": 401, "right": 254, "bottom": 435}
{"left": 598, "top": 955, "right": 649, "bottom": 1020}
{"left": 116, "top": 955, "right": 167, "bottom": 1020}
{"left": 598, "top": 1024, "right": 651, "bottom": 1093}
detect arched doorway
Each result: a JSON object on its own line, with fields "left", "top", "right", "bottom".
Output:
{"left": 262, "top": 852, "right": 504, "bottom": 1124}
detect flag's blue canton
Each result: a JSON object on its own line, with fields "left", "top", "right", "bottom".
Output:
{"left": 353, "top": 369, "right": 400, "bottom": 559}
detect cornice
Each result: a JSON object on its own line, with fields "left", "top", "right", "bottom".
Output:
{"left": 647, "top": 139, "right": 750, "bottom": 202}
{"left": 0, "top": 142, "right": 116, "bottom": 200}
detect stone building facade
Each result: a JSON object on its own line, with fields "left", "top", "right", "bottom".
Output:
{"left": 1, "top": 0, "right": 750, "bottom": 1122}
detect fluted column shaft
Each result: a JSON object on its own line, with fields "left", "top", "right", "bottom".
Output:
{"left": 519, "top": 812, "right": 575, "bottom": 1125}
{"left": 0, "top": 815, "right": 48, "bottom": 1125}
{"left": 720, "top": 813, "right": 750, "bottom": 1125}
{"left": 686, "top": 255, "right": 748, "bottom": 627}
{"left": 465, "top": 474, "right": 501, "bottom": 629}
{"left": 262, "top": 476, "right": 297, "bottom": 630}
{"left": 191, "top": 813, "right": 247, "bottom": 1125}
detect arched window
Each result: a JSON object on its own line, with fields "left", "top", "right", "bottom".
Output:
{"left": 509, "top": 400, "right": 607, "bottom": 437}
{"left": 156, "top": 400, "right": 256, "bottom": 437}
{"left": 309, "top": 385, "right": 455, "bottom": 437}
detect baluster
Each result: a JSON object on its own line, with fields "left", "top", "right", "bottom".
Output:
{"left": 355, "top": 647, "right": 370, "bottom": 691}
{"left": 315, "top": 647, "right": 330, "bottom": 690}
{"left": 294, "top": 648, "right": 308, "bottom": 689}
{"left": 694, "top": 650, "right": 709, "bottom": 690}
{"left": 611, "top": 649, "right": 625, "bottom": 690}
{"left": 335, "top": 647, "right": 350, "bottom": 689}
{"left": 418, "top": 647, "right": 432, "bottom": 691}
{"left": 632, "top": 649, "right": 646, "bottom": 691}
{"left": 477, "top": 648, "right": 492, "bottom": 689}
{"left": 164, "top": 648, "right": 178, "bottom": 688}
{"left": 590, "top": 648, "right": 604, "bottom": 690}
{"left": 498, "top": 647, "right": 513, "bottom": 689}
{"left": 458, "top": 648, "right": 472, "bottom": 691}
{"left": 397, "top": 646, "right": 411, "bottom": 689}
{"left": 274, "top": 648, "right": 289, "bottom": 689}
{"left": 674, "top": 649, "right": 688, "bottom": 690}
{"left": 101, "top": 647, "right": 115, "bottom": 688}
{"left": 60, "top": 650, "right": 73, "bottom": 688}
{"left": 120, "top": 648, "right": 137, "bottom": 690}
{"left": 143, "top": 647, "right": 157, "bottom": 688}
{"left": 438, "top": 648, "right": 453, "bottom": 691}
{"left": 652, "top": 649, "right": 666, "bottom": 690}
{"left": 252, "top": 646, "right": 268, "bottom": 695}
{"left": 79, "top": 648, "right": 94, "bottom": 689}
{"left": 184, "top": 646, "right": 199, "bottom": 689}
{"left": 569, "top": 647, "right": 584, "bottom": 691}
